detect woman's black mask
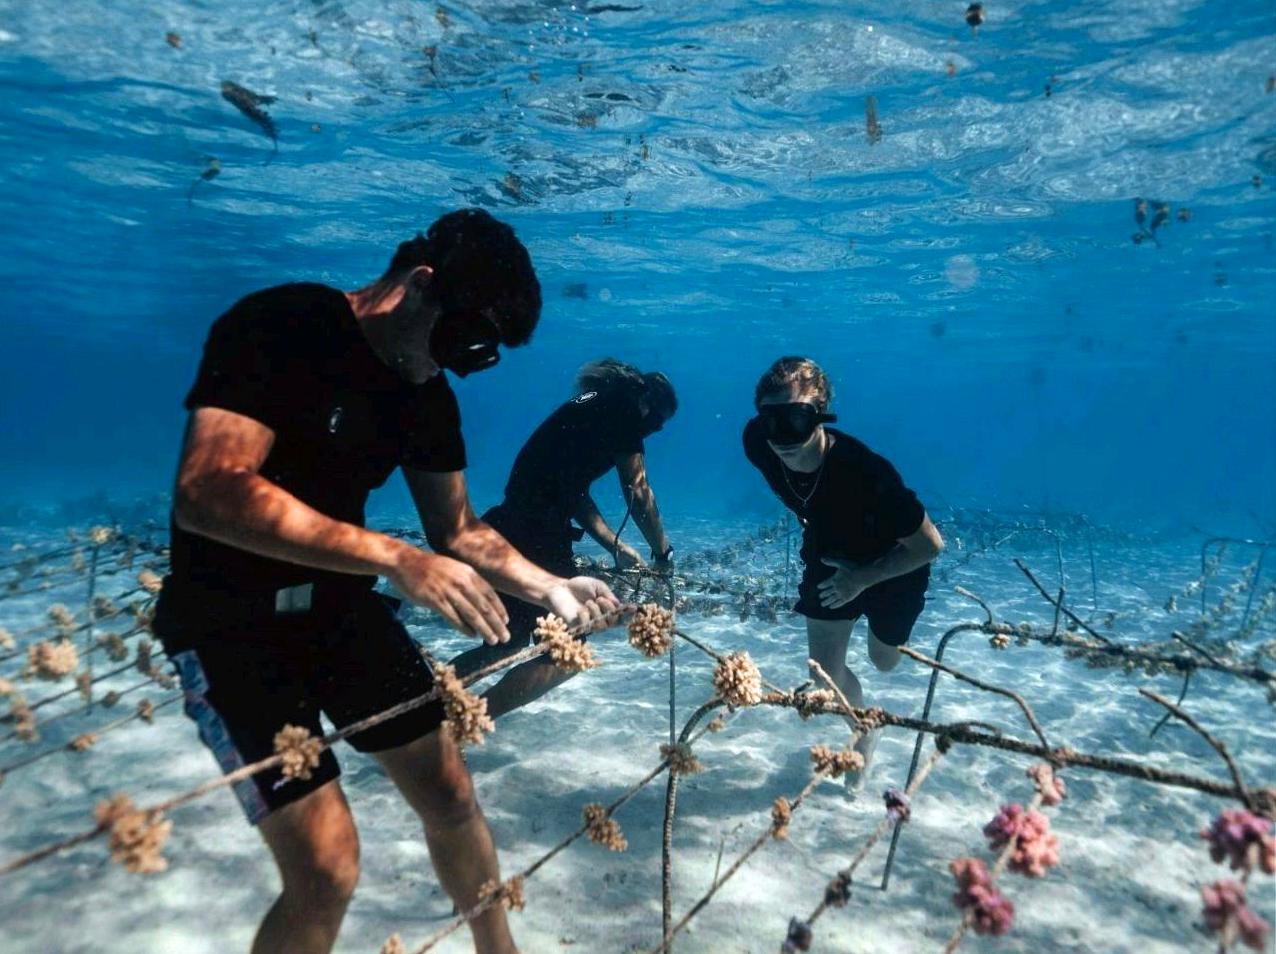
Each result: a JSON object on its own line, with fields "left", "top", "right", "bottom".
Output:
{"left": 756, "top": 402, "right": 836, "bottom": 445}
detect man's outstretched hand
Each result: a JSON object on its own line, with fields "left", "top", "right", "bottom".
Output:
{"left": 546, "top": 576, "right": 623, "bottom": 632}
{"left": 390, "top": 549, "right": 511, "bottom": 645}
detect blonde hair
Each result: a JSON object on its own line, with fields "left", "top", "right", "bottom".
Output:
{"left": 753, "top": 356, "right": 833, "bottom": 411}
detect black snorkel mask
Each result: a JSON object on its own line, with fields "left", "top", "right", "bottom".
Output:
{"left": 429, "top": 310, "right": 502, "bottom": 377}
{"left": 756, "top": 402, "right": 836, "bottom": 445}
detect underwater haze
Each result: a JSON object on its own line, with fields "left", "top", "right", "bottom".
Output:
{"left": 0, "top": 0, "right": 1273, "bottom": 528}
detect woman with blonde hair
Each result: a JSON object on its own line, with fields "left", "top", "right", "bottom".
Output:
{"left": 743, "top": 357, "right": 944, "bottom": 789}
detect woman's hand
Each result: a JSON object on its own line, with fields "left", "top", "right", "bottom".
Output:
{"left": 818, "top": 558, "right": 874, "bottom": 609}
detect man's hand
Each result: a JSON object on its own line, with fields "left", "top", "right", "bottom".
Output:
{"left": 546, "top": 576, "right": 622, "bottom": 632}
{"left": 614, "top": 543, "right": 646, "bottom": 570}
{"left": 390, "top": 548, "right": 510, "bottom": 645}
{"left": 818, "top": 558, "right": 874, "bottom": 610}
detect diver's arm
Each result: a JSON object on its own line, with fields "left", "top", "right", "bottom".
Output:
{"left": 615, "top": 451, "right": 672, "bottom": 560}
{"left": 174, "top": 407, "right": 508, "bottom": 641}
{"left": 818, "top": 515, "right": 945, "bottom": 609}
{"left": 574, "top": 494, "right": 645, "bottom": 568}
{"left": 405, "top": 467, "right": 620, "bottom": 629}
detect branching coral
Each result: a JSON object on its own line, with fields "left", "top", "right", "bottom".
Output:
{"left": 712, "top": 651, "right": 762, "bottom": 707}
{"left": 47, "top": 604, "right": 76, "bottom": 636}
{"left": 809, "top": 744, "right": 864, "bottom": 778}
{"left": 1027, "top": 763, "right": 1067, "bottom": 807}
{"left": 950, "top": 857, "right": 1014, "bottom": 935}
{"left": 26, "top": 639, "right": 79, "bottom": 680}
{"left": 583, "top": 803, "right": 628, "bottom": 851}
{"left": 94, "top": 795, "right": 172, "bottom": 874}
{"left": 660, "top": 742, "right": 703, "bottom": 776}
{"left": 273, "top": 724, "right": 323, "bottom": 781}
{"left": 379, "top": 933, "right": 406, "bottom": 954}
{"left": 137, "top": 570, "right": 163, "bottom": 595}
{"left": 983, "top": 804, "right": 1060, "bottom": 877}
{"left": 479, "top": 874, "right": 527, "bottom": 912}
{"left": 628, "top": 603, "right": 674, "bottom": 657}
{"left": 1201, "top": 809, "right": 1276, "bottom": 876}
{"left": 1201, "top": 880, "right": 1270, "bottom": 951}
{"left": 771, "top": 797, "right": 792, "bottom": 840}
{"left": 535, "top": 614, "right": 599, "bottom": 672}
{"left": 432, "top": 662, "right": 495, "bottom": 746}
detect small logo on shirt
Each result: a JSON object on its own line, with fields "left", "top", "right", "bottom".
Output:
{"left": 574, "top": 391, "right": 597, "bottom": 404}
{"left": 328, "top": 406, "right": 343, "bottom": 433}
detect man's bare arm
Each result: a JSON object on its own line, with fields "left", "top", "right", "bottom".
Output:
{"left": 575, "top": 495, "right": 645, "bottom": 568}
{"left": 176, "top": 406, "right": 506, "bottom": 641}
{"left": 834, "top": 514, "right": 945, "bottom": 587}
{"left": 615, "top": 451, "right": 671, "bottom": 558}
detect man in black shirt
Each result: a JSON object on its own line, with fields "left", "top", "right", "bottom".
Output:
{"left": 743, "top": 357, "right": 944, "bottom": 791}
{"left": 451, "top": 358, "right": 676, "bottom": 717}
{"left": 153, "top": 210, "right": 619, "bottom": 954}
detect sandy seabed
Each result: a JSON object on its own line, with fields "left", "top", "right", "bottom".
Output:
{"left": 0, "top": 515, "right": 1272, "bottom": 954}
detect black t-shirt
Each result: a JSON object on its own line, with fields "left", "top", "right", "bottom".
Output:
{"left": 168, "top": 282, "right": 466, "bottom": 595}
{"left": 501, "top": 388, "right": 647, "bottom": 526}
{"left": 742, "top": 421, "right": 924, "bottom": 565}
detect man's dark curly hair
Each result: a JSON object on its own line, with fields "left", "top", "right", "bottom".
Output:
{"left": 384, "top": 208, "right": 541, "bottom": 346}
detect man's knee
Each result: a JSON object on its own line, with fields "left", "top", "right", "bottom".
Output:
{"left": 867, "top": 632, "right": 903, "bottom": 671}
{"left": 418, "top": 763, "right": 480, "bottom": 828}
{"left": 282, "top": 818, "right": 361, "bottom": 904}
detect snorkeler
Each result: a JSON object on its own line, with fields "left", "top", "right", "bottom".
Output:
{"left": 450, "top": 358, "right": 677, "bottom": 718}
{"left": 151, "top": 209, "right": 621, "bottom": 954}
{"left": 743, "top": 357, "right": 944, "bottom": 790}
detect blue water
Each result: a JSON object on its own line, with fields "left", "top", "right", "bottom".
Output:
{"left": 0, "top": 0, "right": 1274, "bottom": 529}
{"left": 1, "top": 3, "right": 1275, "bottom": 953}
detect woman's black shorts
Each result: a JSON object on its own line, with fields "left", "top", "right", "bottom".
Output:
{"left": 160, "top": 590, "right": 444, "bottom": 825}
{"left": 795, "top": 562, "right": 929, "bottom": 646}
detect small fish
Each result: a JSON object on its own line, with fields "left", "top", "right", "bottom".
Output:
{"left": 945, "top": 61, "right": 957, "bottom": 76}
{"left": 435, "top": 6, "right": 451, "bottom": 28}
{"left": 1267, "top": 76, "right": 1275, "bottom": 94}
{"left": 1176, "top": 207, "right": 1191, "bottom": 222}
{"left": 865, "top": 96, "right": 882, "bottom": 144}
{"left": 1253, "top": 174, "right": 1263, "bottom": 189}
{"left": 186, "top": 156, "right": 221, "bottom": 205}
{"left": 965, "top": 3, "right": 985, "bottom": 29}
{"left": 1149, "top": 201, "right": 1169, "bottom": 232}
{"left": 165, "top": 32, "right": 182, "bottom": 49}
{"left": 1134, "top": 197, "right": 1147, "bottom": 227}
{"left": 220, "top": 80, "right": 279, "bottom": 160}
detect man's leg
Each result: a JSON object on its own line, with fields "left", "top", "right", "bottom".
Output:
{"left": 374, "top": 730, "right": 519, "bottom": 954}
{"left": 866, "top": 627, "right": 903, "bottom": 672}
{"left": 254, "top": 781, "right": 361, "bottom": 954}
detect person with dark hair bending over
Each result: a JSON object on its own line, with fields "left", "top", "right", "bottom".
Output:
{"left": 451, "top": 358, "right": 677, "bottom": 717}
{"left": 743, "top": 357, "right": 944, "bottom": 792}
{"left": 153, "top": 209, "right": 621, "bottom": 954}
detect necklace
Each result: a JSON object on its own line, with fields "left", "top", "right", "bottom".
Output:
{"left": 780, "top": 433, "right": 831, "bottom": 510}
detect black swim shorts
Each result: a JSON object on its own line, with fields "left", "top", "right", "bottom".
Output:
{"left": 795, "top": 563, "right": 929, "bottom": 646}
{"left": 165, "top": 590, "right": 445, "bottom": 824}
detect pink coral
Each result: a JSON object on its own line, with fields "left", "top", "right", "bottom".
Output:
{"left": 950, "top": 857, "right": 1014, "bottom": 936}
{"left": 1026, "top": 762, "right": 1066, "bottom": 806}
{"left": 983, "top": 804, "right": 1060, "bottom": 878}
{"left": 1201, "top": 809, "right": 1276, "bottom": 876}
{"left": 1201, "top": 880, "right": 1270, "bottom": 952}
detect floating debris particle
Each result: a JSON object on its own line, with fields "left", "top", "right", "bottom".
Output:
{"left": 945, "top": 61, "right": 957, "bottom": 76}
{"left": 435, "top": 6, "right": 451, "bottom": 28}
{"left": 1268, "top": 76, "right": 1275, "bottom": 94}
{"left": 528, "top": 71, "right": 540, "bottom": 83}
{"left": 220, "top": 80, "right": 278, "bottom": 160}
{"left": 310, "top": 123, "right": 321, "bottom": 133}
{"left": 1177, "top": 207, "right": 1191, "bottom": 222}
{"left": 308, "top": 29, "right": 318, "bottom": 47}
{"left": 562, "top": 282, "right": 589, "bottom": 300}
{"left": 165, "top": 32, "right": 181, "bottom": 49}
{"left": 865, "top": 96, "right": 882, "bottom": 144}
{"left": 931, "top": 320, "right": 947, "bottom": 338}
{"left": 1253, "top": 174, "right": 1263, "bottom": 189}
{"left": 966, "top": 3, "right": 985, "bottom": 29}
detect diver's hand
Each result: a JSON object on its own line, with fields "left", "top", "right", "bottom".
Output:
{"left": 546, "top": 576, "right": 622, "bottom": 632}
{"left": 390, "top": 548, "right": 510, "bottom": 645}
{"left": 614, "top": 543, "right": 646, "bottom": 570}
{"left": 818, "top": 558, "right": 873, "bottom": 609}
